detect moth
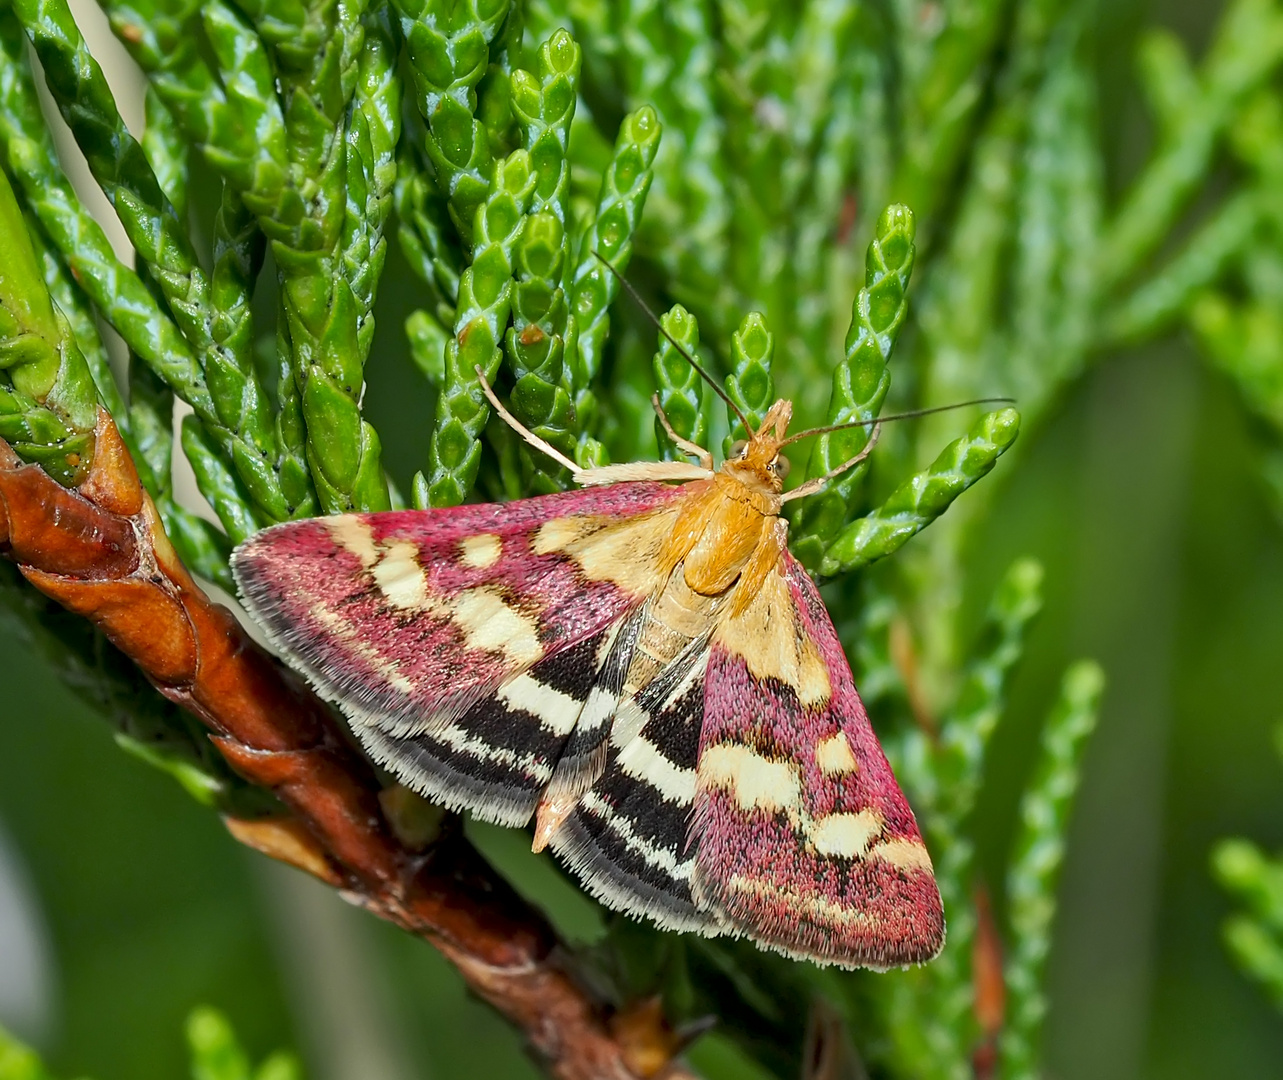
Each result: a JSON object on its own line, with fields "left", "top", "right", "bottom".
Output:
{"left": 232, "top": 355, "right": 946, "bottom": 969}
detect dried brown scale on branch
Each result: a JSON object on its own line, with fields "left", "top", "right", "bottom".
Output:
{"left": 0, "top": 411, "right": 693, "bottom": 1080}
{"left": 970, "top": 885, "right": 1005, "bottom": 1080}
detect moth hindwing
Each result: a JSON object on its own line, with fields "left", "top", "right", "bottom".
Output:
{"left": 232, "top": 397, "right": 945, "bottom": 968}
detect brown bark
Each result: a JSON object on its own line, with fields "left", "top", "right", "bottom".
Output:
{"left": 0, "top": 410, "right": 694, "bottom": 1080}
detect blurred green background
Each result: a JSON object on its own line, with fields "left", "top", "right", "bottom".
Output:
{"left": 2, "top": 0, "right": 1283, "bottom": 1077}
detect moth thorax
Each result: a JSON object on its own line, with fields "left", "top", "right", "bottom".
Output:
{"left": 681, "top": 487, "right": 776, "bottom": 596}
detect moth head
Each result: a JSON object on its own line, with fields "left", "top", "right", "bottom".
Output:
{"left": 725, "top": 398, "right": 793, "bottom": 493}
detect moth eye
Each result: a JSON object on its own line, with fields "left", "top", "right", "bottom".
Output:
{"left": 772, "top": 455, "right": 791, "bottom": 479}
{"left": 730, "top": 439, "right": 748, "bottom": 458}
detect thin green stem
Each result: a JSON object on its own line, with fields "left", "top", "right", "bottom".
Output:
{"left": 423, "top": 150, "right": 535, "bottom": 507}
{"left": 651, "top": 304, "right": 705, "bottom": 459}
{"left": 1001, "top": 660, "right": 1104, "bottom": 1078}
{"left": 394, "top": 0, "right": 512, "bottom": 246}
{"left": 567, "top": 105, "right": 661, "bottom": 466}
{"left": 792, "top": 205, "right": 915, "bottom": 568}
{"left": 818, "top": 408, "right": 1021, "bottom": 578}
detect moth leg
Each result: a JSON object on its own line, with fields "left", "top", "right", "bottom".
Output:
{"left": 476, "top": 365, "right": 581, "bottom": 474}
{"left": 780, "top": 423, "right": 883, "bottom": 503}
{"left": 651, "top": 393, "right": 714, "bottom": 471}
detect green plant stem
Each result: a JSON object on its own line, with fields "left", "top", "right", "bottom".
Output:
{"left": 395, "top": 144, "right": 463, "bottom": 317}
{"left": 14, "top": 0, "right": 291, "bottom": 520}
{"left": 0, "top": 7, "right": 205, "bottom": 411}
{"left": 513, "top": 29, "right": 579, "bottom": 225}
{"left": 260, "top": 0, "right": 387, "bottom": 516}
{"left": 107, "top": 0, "right": 387, "bottom": 515}
{"left": 143, "top": 87, "right": 189, "bottom": 220}
{"left": 423, "top": 150, "right": 535, "bottom": 507}
{"left": 619, "top": 0, "right": 732, "bottom": 331}
{"left": 651, "top": 304, "right": 705, "bottom": 458}
{"left": 1001, "top": 660, "right": 1104, "bottom": 1078}
{"left": 792, "top": 204, "right": 915, "bottom": 568}
{"left": 890, "top": 0, "right": 1007, "bottom": 245}
{"left": 936, "top": 558, "right": 1046, "bottom": 824}
{"left": 902, "top": 559, "right": 1046, "bottom": 1066}
{"left": 0, "top": 7, "right": 296, "bottom": 528}
{"left": 1213, "top": 837, "right": 1283, "bottom": 1009}
{"left": 566, "top": 105, "right": 661, "bottom": 466}
{"left": 0, "top": 168, "right": 99, "bottom": 482}
{"left": 394, "top": 0, "right": 512, "bottom": 246}
{"left": 722, "top": 311, "right": 775, "bottom": 454}
{"left": 22, "top": 208, "right": 121, "bottom": 418}
{"left": 1100, "top": 0, "right": 1283, "bottom": 289}
{"left": 1104, "top": 190, "right": 1262, "bottom": 345}
{"left": 819, "top": 408, "right": 1021, "bottom": 577}
{"left": 343, "top": 5, "right": 401, "bottom": 361}
{"left": 505, "top": 211, "right": 576, "bottom": 491}
{"left": 501, "top": 29, "right": 580, "bottom": 492}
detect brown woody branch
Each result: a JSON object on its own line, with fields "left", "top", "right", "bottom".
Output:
{"left": 0, "top": 411, "right": 695, "bottom": 1080}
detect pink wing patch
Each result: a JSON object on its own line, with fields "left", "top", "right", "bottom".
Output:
{"left": 233, "top": 482, "right": 685, "bottom": 733}
{"left": 692, "top": 553, "right": 944, "bottom": 968}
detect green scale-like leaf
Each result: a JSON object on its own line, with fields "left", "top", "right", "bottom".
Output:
{"left": 395, "top": 0, "right": 512, "bottom": 246}
{"left": 421, "top": 150, "right": 536, "bottom": 508}
{"left": 791, "top": 204, "right": 915, "bottom": 568}
{"left": 819, "top": 407, "right": 1021, "bottom": 578}
{"left": 567, "top": 105, "right": 661, "bottom": 467}
{"left": 1001, "top": 661, "right": 1104, "bottom": 1077}
{"left": 502, "top": 30, "right": 581, "bottom": 492}
{"left": 0, "top": 168, "right": 99, "bottom": 484}
{"left": 722, "top": 311, "right": 775, "bottom": 455}
{"left": 652, "top": 304, "right": 706, "bottom": 459}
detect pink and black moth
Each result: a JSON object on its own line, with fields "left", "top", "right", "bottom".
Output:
{"left": 232, "top": 371, "right": 946, "bottom": 969}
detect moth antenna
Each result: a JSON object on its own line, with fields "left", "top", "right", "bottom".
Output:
{"left": 778, "top": 397, "right": 1015, "bottom": 448}
{"left": 475, "top": 365, "right": 581, "bottom": 475}
{"left": 591, "top": 250, "right": 753, "bottom": 435}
